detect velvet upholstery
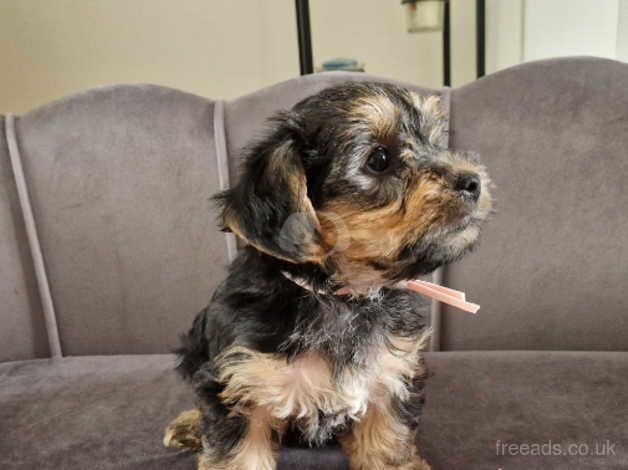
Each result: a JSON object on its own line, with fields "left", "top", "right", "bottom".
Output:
{"left": 443, "top": 57, "right": 628, "bottom": 350}
{"left": 0, "top": 355, "right": 349, "bottom": 470}
{"left": 15, "top": 86, "right": 230, "bottom": 356}
{"left": 0, "top": 115, "right": 49, "bottom": 362}
{"left": 7, "top": 60, "right": 627, "bottom": 357}
{"left": 2, "top": 353, "right": 627, "bottom": 470}
{"left": 5, "top": 76, "right": 446, "bottom": 359}
{"left": 418, "top": 351, "right": 628, "bottom": 469}
{"left": 1, "top": 58, "right": 628, "bottom": 469}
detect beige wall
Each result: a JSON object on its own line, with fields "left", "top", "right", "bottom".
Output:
{"left": 450, "top": 0, "right": 478, "bottom": 87}
{"left": 1, "top": 0, "right": 468, "bottom": 114}
{"left": 310, "top": 0, "right": 443, "bottom": 87}
{"left": 486, "top": 0, "right": 524, "bottom": 73}
{"left": 0, "top": 0, "right": 299, "bottom": 113}
{"left": 310, "top": 0, "right": 476, "bottom": 87}
{"left": 2, "top": 0, "right": 626, "bottom": 114}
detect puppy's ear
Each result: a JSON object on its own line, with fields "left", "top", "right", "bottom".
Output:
{"left": 216, "top": 113, "right": 324, "bottom": 264}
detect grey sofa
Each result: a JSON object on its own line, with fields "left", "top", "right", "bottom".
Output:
{"left": 1, "top": 57, "right": 627, "bottom": 470}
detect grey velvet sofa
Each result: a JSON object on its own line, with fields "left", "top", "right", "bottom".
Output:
{"left": 1, "top": 57, "right": 627, "bottom": 470}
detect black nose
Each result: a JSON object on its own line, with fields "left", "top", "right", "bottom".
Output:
{"left": 455, "top": 173, "right": 481, "bottom": 202}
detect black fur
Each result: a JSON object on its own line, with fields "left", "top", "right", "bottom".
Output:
{"left": 177, "top": 246, "right": 430, "bottom": 449}
{"left": 173, "top": 82, "right": 490, "bottom": 464}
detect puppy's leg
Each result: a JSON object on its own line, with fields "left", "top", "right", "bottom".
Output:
{"left": 164, "top": 409, "right": 203, "bottom": 451}
{"left": 339, "top": 397, "right": 431, "bottom": 470}
{"left": 197, "top": 405, "right": 276, "bottom": 470}
{"left": 194, "top": 361, "right": 279, "bottom": 470}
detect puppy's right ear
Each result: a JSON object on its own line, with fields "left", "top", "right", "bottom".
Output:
{"left": 215, "top": 113, "right": 324, "bottom": 264}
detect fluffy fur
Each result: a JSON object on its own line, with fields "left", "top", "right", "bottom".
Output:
{"left": 165, "top": 82, "right": 492, "bottom": 469}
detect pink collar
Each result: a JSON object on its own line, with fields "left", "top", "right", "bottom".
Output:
{"left": 280, "top": 271, "right": 479, "bottom": 314}
{"left": 400, "top": 279, "right": 480, "bottom": 314}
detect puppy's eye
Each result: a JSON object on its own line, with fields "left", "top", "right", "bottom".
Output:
{"left": 366, "top": 146, "right": 390, "bottom": 173}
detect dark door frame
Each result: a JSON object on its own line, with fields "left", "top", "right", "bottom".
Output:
{"left": 293, "top": 0, "right": 486, "bottom": 83}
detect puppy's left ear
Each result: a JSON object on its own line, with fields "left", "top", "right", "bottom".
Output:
{"left": 216, "top": 113, "right": 324, "bottom": 264}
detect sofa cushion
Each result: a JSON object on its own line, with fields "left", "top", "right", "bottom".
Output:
{"left": 0, "top": 354, "right": 348, "bottom": 470}
{"left": 1, "top": 352, "right": 627, "bottom": 470}
{"left": 418, "top": 351, "right": 628, "bottom": 469}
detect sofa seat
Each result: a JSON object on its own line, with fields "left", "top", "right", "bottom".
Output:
{"left": 1, "top": 352, "right": 626, "bottom": 470}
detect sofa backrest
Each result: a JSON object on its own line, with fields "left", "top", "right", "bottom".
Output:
{"left": 1, "top": 58, "right": 626, "bottom": 361}
{"left": 0, "top": 74, "right": 443, "bottom": 361}
{"left": 3, "top": 86, "right": 232, "bottom": 358}
{"left": 444, "top": 57, "right": 628, "bottom": 351}
{"left": 0, "top": 116, "right": 49, "bottom": 360}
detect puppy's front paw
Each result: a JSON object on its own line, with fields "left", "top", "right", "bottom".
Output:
{"left": 163, "top": 409, "right": 202, "bottom": 451}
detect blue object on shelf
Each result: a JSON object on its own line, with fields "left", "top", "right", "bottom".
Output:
{"left": 320, "top": 58, "right": 364, "bottom": 72}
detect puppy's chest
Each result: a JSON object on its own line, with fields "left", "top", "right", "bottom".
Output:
{"left": 218, "top": 332, "right": 427, "bottom": 444}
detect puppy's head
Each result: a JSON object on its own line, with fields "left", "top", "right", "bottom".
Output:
{"left": 218, "top": 82, "right": 492, "bottom": 292}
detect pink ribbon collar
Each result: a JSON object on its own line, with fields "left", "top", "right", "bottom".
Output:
{"left": 281, "top": 271, "right": 480, "bottom": 314}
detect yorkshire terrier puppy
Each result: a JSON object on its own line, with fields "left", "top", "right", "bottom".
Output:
{"left": 164, "top": 82, "right": 492, "bottom": 469}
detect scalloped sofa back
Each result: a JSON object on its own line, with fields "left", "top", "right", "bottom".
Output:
{"left": 2, "top": 57, "right": 628, "bottom": 363}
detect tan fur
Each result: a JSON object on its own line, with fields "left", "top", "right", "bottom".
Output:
{"left": 163, "top": 408, "right": 203, "bottom": 450}
{"left": 216, "top": 347, "right": 363, "bottom": 441}
{"left": 168, "top": 332, "right": 431, "bottom": 469}
{"left": 199, "top": 406, "right": 277, "bottom": 470}
{"left": 224, "top": 209, "right": 324, "bottom": 265}
{"left": 268, "top": 144, "right": 317, "bottom": 221}
{"left": 339, "top": 400, "right": 431, "bottom": 470}
{"left": 320, "top": 176, "right": 449, "bottom": 258}
{"left": 352, "top": 94, "right": 400, "bottom": 137}
{"left": 222, "top": 143, "right": 325, "bottom": 264}
{"left": 374, "top": 331, "right": 431, "bottom": 400}
{"left": 215, "top": 330, "right": 430, "bottom": 446}
{"left": 318, "top": 142, "right": 493, "bottom": 294}
{"left": 175, "top": 90, "right": 486, "bottom": 470}
{"left": 319, "top": 173, "right": 458, "bottom": 292}
{"left": 338, "top": 332, "right": 432, "bottom": 470}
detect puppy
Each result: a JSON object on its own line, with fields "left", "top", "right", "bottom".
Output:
{"left": 164, "top": 82, "right": 492, "bottom": 469}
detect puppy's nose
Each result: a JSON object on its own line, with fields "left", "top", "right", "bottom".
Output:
{"left": 455, "top": 172, "right": 481, "bottom": 202}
